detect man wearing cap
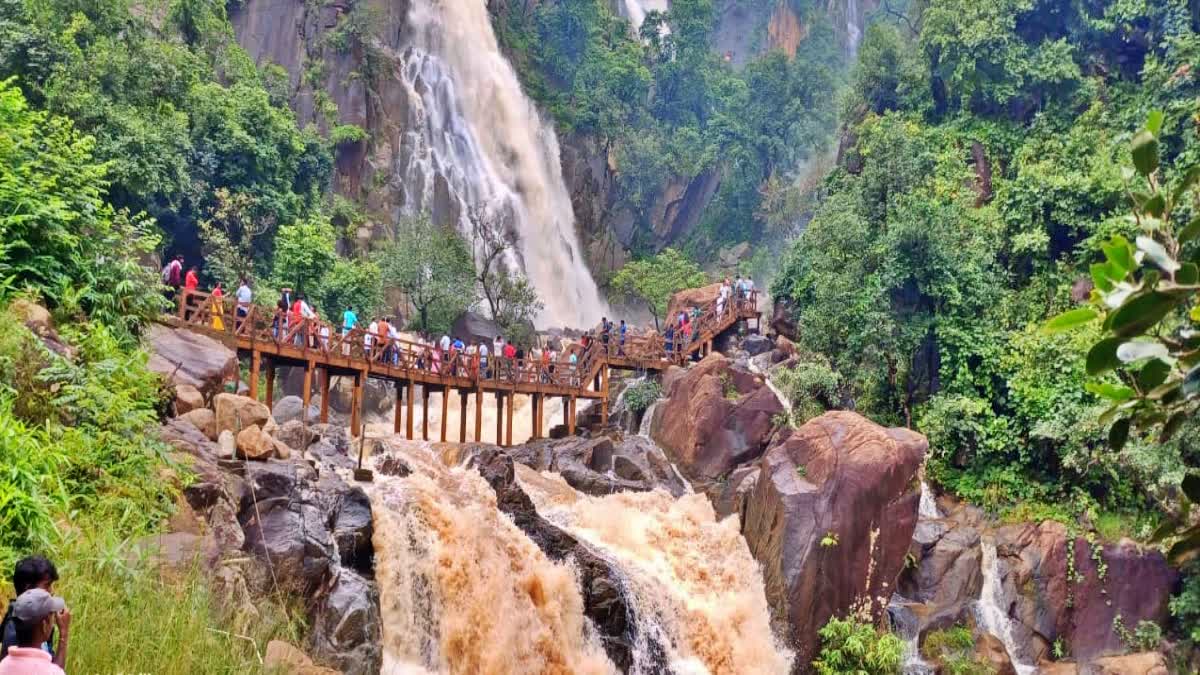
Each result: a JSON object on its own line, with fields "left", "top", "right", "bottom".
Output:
{"left": 0, "top": 589, "right": 67, "bottom": 674}
{"left": 0, "top": 557, "right": 67, "bottom": 669}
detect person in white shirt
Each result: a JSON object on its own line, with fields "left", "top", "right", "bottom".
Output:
{"left": 440, "top": 334, "right": 451, "bottom": 352}
{"left": 479, "top": 343, "right": 490, "bottom": 379}
{"left": 235, "top": 278, "right": 253, "bottom": 319}
{"left": 389, "top": 324, "right": 403, "bottom": 366}
{"left": 365, "top": 318, "right": 378, "bottom": 355}
{"left": 493, "top": 336, "right": 504, "bottom": 360}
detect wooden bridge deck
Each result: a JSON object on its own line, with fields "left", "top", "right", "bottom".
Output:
{"left": 169, "top": 288, "right": 760, "bottom": 446}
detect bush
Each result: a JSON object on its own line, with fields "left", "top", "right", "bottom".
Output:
{"left": 773, "top": 354, "right": 841, "bottom": 426}
{"left": 921, "top": 626, "right": 994, "bottom": 675}
{"left": 623, "top": 379, "right": 662, "bottom": 414}
{"left": 812, "top": 617, "right": 905, "bottom": 674}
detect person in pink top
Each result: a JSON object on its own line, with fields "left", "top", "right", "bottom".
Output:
{"left": 0, "top": 589, "right": 67, "bottom": 675}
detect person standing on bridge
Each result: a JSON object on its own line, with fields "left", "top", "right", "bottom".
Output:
{"left": 479, "top": 342, "right": 490, "bottom": 379}
{"left": 235, "top": 278, "right": 252, "bottom": 321}
{"left": 184, "top": 267, "right": 199, "bottom": 293}
{"left": 342, "top": 306, "right": 357, "bottom": 334}
{"left": 162, "top": 255, "right": 183, "bottom": 302}
{"left": 619, "top": 320, "right": 627, "bottom": 356}
{"left": 210, "top": 284, "right": 225, "bottom": 332}
{"left": 365, "top": 317, "right": 378, "bottom": 357}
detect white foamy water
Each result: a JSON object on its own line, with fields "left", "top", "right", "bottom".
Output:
{"left": 390, "top": 0, "right": 607, "bottom": 329}
{"left": 619, "top": 0, "right": 670, "bottom": 31}
{"left": 517, "top": 466, "right": 793, "bottom": 674}
{"left": 918, "top": 481, "right": 940, "bottom": 520}
{"left": 975, "top": 538, "right": 1036, "bottom": 675}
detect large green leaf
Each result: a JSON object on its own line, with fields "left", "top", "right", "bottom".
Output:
{"left": 1086, "top": 337, "right": 1123, "bottom": 375}
{"left": 1108, "top": 418, "right": 1130, "bottom": 451}
{"left": 1107, "top": 292, "right": 1177, "bottom": 337}
{"left": 1132, "top": 130, "right": 1159, "bottom": 176}
{"left": 1137, "top": 358, "right": 1172, "bottom": 390}
{"left": 1178, "top": 263, "right": 1199, "bottom": 286}
{"left": 1090, "top": 263, "right": 1116, "bottom": 292}
{"left": 1102, "top": 236, "right": 1135, "bottom": 276}
{"left": 1086, "top": 382, "right": 1135, "bottom": 402}
{"left": 1181, "top": 216, "right": 1200, "bottom": 244}
{"left": 1042, "top": 307, "right": 1098, "bottom": 333}
{"left": 1146, "top": 110, "right": 1165, "bottom": 136}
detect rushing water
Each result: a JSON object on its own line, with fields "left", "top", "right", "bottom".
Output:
{"left": 974, "top": 539, "right": 1036, "bottom": 675}
{"left": 517, "top": 466, "right": 793, "bottom": 674}
{"left": 845, "top": 0, "right": 863, "bottom": 56}
{"left": 618, "top": 0, "right": 671, "bottom": 31}
{"left": 390, "top": 1, "right": 607, "bottom": 329}
{"left": 369, "top": 440, "right": 786, "bottom": 674}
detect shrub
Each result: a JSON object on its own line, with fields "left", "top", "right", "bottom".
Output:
{"left": 812, "top": 617, "right": 905, "bottom": 674}
{"left": 774, "top": 354, "right": 841, "bottom": 426}
{"left": 922, "top": 626, "right": 994, "bottom": 675}
{"left": 623, "top": 379, "right": 662, "bottom": 414}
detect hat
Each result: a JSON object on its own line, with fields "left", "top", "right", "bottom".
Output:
{"left": 11, "top": 589, "right": 65, "bottom": 623}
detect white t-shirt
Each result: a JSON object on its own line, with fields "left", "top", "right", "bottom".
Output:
{"left": 493, "top": 338, "right": 503, "bottom": 355}
{"left": 366, "top": 321, "right": 378, "bottom": 346}
{"left": 440, "top": 335, "right": 451, "bottom": 351}
{"left": 299, "top": 300, "right": 316, "bottom": 319}
{"left": 236, "top": 284, "right": 253, "bottom": 304}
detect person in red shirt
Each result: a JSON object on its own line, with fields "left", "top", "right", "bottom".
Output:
{"left": 184, "top": 267, "right": 199, "bottom": 291}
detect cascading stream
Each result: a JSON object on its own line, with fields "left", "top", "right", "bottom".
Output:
{"left": 517, "top": 466, "right": 793, "bottom": 674}
{"left": 619, "top": 0, "right": 671, "bottom": 31}
{"left": 390, "top": 0, "right": 607, "bottom": 329}
{"left": 975, "top": 539, "right": 1037, "bottom": 675}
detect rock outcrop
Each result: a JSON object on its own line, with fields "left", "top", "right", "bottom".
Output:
{"left": 497, "top": 435, "right": 689, "bottom": 497}
{"left": 647, "top": 354, "right": 783, "bottom": 483}
{"left": 739, "top": 411, "right": 926, "bottom": 667}
{"left": 214, "top": 393, "right": 272, "bottom": 435}
{"left": 147, "top": 324, "right": 237, "bottom": 399}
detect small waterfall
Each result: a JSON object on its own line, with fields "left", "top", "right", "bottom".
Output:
{"left": 918, "top": 481, "right": 940, "bottom": 520}
{"left": 887, "top": 597, "right": 934, "bottom": 675}
{"left": 845, "top": 0, "right": 863, "bottom": 56}
{"left": 975, "top": 539, "right": 1036, "bottom": 675}
{"left": 517, "top": 466, "right": 794, "bottom": 673}
{"left": 618, "top": 0, "right": 671, "bottom": 31}
{"left": 637, "top": 399, "right": 660, "bottom": 438}
{"left": 390, "top": 1, "right": 608, "bottom": 329}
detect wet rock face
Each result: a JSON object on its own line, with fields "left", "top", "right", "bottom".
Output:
{"left": 500, "top": 435, "right": 689, "bottom": 497}
{"left": 992, "top": 521, "right": 1178, "bottom": 663}
{"left": 739, "top": 411, "right": 926, "bottom": 668}
{"left": 146, "top": 324, "right": 237, "bottom": 398}
{"left": 648, "top": 353, "right": 784, "bottom": 484}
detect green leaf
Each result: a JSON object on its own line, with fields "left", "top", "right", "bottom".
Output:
{"left": 1179, "top": 263, "right": 1199, "bottom": 286}
{"left": 1162, "top": 412, "right": 1187, "bottom": 443}
{"left": 1184, "top": 475, "right": 1200, "bottom": 505}
{"left": 1107, "top": 292, "right": 1177, "bottom": 338}
{"left": 1086, "top": 338, "right": 1123, "bottom": 375}
{"left": 1181, "top": 216, "right": 1200, "bottom": 244}
{"left": 1086, "top": 382, "right": 1135, "bottom": 402}
{"left": 1148, "top": 380, "right": 1182, "bottom": 404}
{"left": 1090, "top": 263, "right": 1116, "bottom": 292}
{"left": 1102, "top": 236, "right": 1135, "bottom": 276}
{"left": 1136, "top": 235, "right": 1180, "bottom": 273}
{"left": 1117, "top": 340, "right": 1170, "bottom": 363}
{"left": 1174, "top": 167, "right": 1200, "bottom": 203}
{"left": 1137, "top": 358, "right": 1172, "bottom": 390}
{"left": 1131, "top": 130, "right": 1159, "bottom": 176}
{"left": 1042, "top": 307, "right": 1099, "bottom": 333}
{"left": 1142, "top": 193, "right": 1166, "bottom": 218}
{"left": 1108, "top": 418, "right": 1130, "bottom": 451}
{"left": 1146, "top": 110, "right": 1165, "bottom": 136}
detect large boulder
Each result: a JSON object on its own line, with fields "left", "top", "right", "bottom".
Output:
{"left": 237, "top": 461, "right": 336, "bottom": 593}
{"left": 648, "top": 354, "right": 783, "bottom": 483}
{"left": 147, "top": 324, "right": 237, "bottom": 398}
{"left": 236, "top": 424, "right": 276, "bottom": 461}
{"left": 309, "top": 569, "right": 382, "bottom": 675}
{"left": 174, "top": 384, "right": 205, "bottom": 415}
{"left": 272, "top": 395, "right": 321, "bottom": 425}
{"left": 214, "top": 393, "right": 272, "bottom": 435}
{"left": 451, "top": 310, "right": 501, "bottom": 344}
{"left": 264, "top": 640, "right": 340, "bottom": 675}
{"left": 739, "top": 411, "right": 926, "bottom": 667}
{"left": 180, "top": 408, "right": 216, "bottom": 441}
{"left": 992, "top": 521, "right": 1178, "bottom": 663}
{"left": 501, "top": 435, "right": 689, "bottom": 497}
{"left": 665, "top": 282, "right": 722, "bottom": 323}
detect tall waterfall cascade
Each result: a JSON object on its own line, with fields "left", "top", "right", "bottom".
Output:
{"left": 391, "top": 0, "right": 607, "bottom": 329}
{"left": 618, "top": 0, "right": 671, "bottom": 30}
{"left": 975, "top": 539, "right": 1037, "bottom": 675}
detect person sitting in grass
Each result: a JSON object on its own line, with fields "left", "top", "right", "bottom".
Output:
{"left": 0, "top": 589, "right": 68, "bottom": 675}
{"left": 0, "top": 557, "right": 68, "bottom": 670}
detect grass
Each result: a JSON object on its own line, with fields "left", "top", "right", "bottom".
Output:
{"left": 921, "top": 626, "right": 994, "bottom": 675}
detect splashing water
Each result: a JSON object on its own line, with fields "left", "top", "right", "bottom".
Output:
{"left": 619, "top": 0, "right": 671, "bottom": 31}
{"left": 517, "top": 466, "right": 794, "bottom": 674}
{"left": 845, "top": 0, "right": 863, "bottom": 56}
{"left": 390, "top": 1, "right": 607, "bottom": 329}
{"left": 974, "top": 538, "right": 1036, "bottom": 675}
{"left": 370, "top": 442, "right": 616, "bottom": 674}
{"left": 918, "top": 481, "right": 940, "bottom": 521}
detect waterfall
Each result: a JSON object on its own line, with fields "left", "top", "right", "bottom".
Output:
{"left": 637, "top": 399, "right": 659, "bottom": 438}
{"left": 390, "top": 1, "right": 607, "bottom": 329}
{"left": 845, "top": 0, "right": 863, "bottom": 56}
{"left": 887, "top": 597, "right": 934, "bottom": 675}
{"left": 974, "top": 539, "right": 1036, "bottom": 675}
{"left": 517, "top": 466, "right": 793, "bottom": 673}
{"left": 618, "top": 0, "right": 671, "bottom": 31}
{"left": 918, "top": 481, "right": 940, "bottom": 520}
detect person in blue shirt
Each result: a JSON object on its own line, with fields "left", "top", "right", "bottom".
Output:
{"left": 618, "top": 320, "right": 627, "bottom": 356}
{"left": 342, "top": 306, "right": 358, "bottom": 334}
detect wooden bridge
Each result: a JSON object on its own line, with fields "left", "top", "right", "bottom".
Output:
{"left": 168, "top": 288, "right": 760, "bottom": 446}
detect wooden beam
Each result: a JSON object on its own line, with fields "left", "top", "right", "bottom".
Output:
{"left": 563, "top": 397, "right": 569, "bottom": 428}
{"left": 440, "top": 385, "right": 449, "bottom": 443}
{"left": 496, "top": 392, "right": 504, "bottom": 445}
{"left": 301, "top": 360, "right": 313, "bottom": 423}
{"left": 249, "top": 350, "right": 261, "bottom": 401}
{"left": 350, "top": 370, "right": 363, "bottom": 432}
{"left": 459, "top": 390, "right": 468, "bottom": 443}
{"left": 264, "top": 359, "right": 275, "bottom": 411}
{"left": 320, "top": 369, "right": 331, "bottom": 424}
{"left": 474, "top": 386, "right": 483, "bottom": 443}
{"left": 422, "top": 385, "right": 430, "bottom": 441}
{"left": 394, "top": 381, "right": 403, "bottom": 434}
{"left": 505, "top": 391, "right": 514, "bottom": 446}
{"left": 531, "top": 393, "right": 541, "bottom": 440}
{"left": 406, "top": 379, "right": 415, "bottom": 440}
{"left": 599, "top": 366, "right": 609, "bottom": 426}
{"left": 568, "top": 397, "right": 576, "bottom": 436}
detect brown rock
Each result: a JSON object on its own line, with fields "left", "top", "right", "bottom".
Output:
{"left": 215, "top": 393, "right": 271, "bottom": 436}
{"left": 994, "top": 521, "right": 1178, "bottom": 662}
{"left": 273, "top": 438, "right": 293, "bottom": 460}
{"left": 771, "top": 297, "right": 798, "bottom": 341}
{"left": 648, "top": 353, "right": 783, "bottom": 482}
{"left": 1088, "top": 652, "right": 1168, "bottom": 675}
{"left": 767, "top": 3, "right": 806, "bottom": 58}
{"left": 264, "top": 640, "right": 340, "bottom": 675}
{"left": 146, "top": 324, "right": 237, "bottom": 398}
{"left": 976, "top": 633, "right": 1018, "bottom": 675}
{"left": 174, "top": 384, "right": 205, "bottom": 415}
{"left": 236, "top": 424, "right": 275, "bottom": 461}
{"left": 665, "top": 282, "right": 721, "bottom": 324}
{"left": 217, "top": 429, "right": 236, "bottom": 459}
{"left": 180, "top": 408, "right": 216, "bottom": 441}
{"left": 11, "top": 299, "right": 52, "bottom": 333}
{"left": 740, "top": 411, "right": 926, "bottom": 667}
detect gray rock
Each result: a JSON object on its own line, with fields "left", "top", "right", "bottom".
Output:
{"left": 217, "top": 430, "right": 236, "bottom": 459}
{"left": 272, "top": 395, "right": 321, "bottom": 425}
{"left": 146, "top": 324, "right": 237, "bottom": 399}
{"left": 273, "top": 419, "right": 314, "bottom": 452}
{"left": 309, "top": 569, "right": 382, "bottom": 675}
{"left": 742, "top": 334, "right": 773, "bottom": 357}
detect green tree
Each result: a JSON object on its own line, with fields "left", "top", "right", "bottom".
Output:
{"left": 611, "top": 249, "right": 707, "bottom": 329}
{"left": 271, "top": 216, "right": 337, "bottom": 296}
{"left": 314, "top": 258, "right": 383, "bottom": 322}
{"left": 377, "top": 215, "right": 476, "bottom": 335}
{"left": 812, "top": 617, "right": 905, "bottom": 675}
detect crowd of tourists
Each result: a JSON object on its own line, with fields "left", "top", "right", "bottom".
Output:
{"left": 164, "top": 256, "right": 757, "bottom": 385}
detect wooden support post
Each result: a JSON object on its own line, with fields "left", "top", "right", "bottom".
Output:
{"left": 350, "top": 371, "right": 363, "bottom": 433}
{"left": 406, "top": 379, "right": 415, "bottom": 440}
{"left": 264, "top": 359, "right": 275, "bottom": 411}
{"left": 563, "top": 397, "right": 569, "bottom": 428}
{"left": 506, "top": 391, "right": 514, "bottom": 446}
{"left": 568, "top": 397, "right": 577, "bottom": 436}
{"left": 496, "top": 392, "right": 504, "bottom": 445}
{"left": 474, "top": 387, "right": 483, "bottom": 443}
{"left": 440, "top": 385, "right": 449, "bottom": 443}
{"left": 531, "top": 393, "right": 541, "bottom": 440}
{"left": 249, "top": 350, "right": 261, "bottom": 401}
{"left": 301, "top": 361, "right": 313, "bottom": 421}
{"left": 599, "top": 366, "right": 609, "bottom": 426}
{"left": 394, "top": 381, "right": 403, "bottom": 434}
{"left": 422, "top": 385, "right": 430, "bottom": 441}
{"left": 320, "top": 369, "right": 331, "bottom": 424}
{"left": 459, "top": 390, "right": 468, "bottom": 443}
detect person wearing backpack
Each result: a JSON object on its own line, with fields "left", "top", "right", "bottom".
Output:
{"left": 161, "top": 255, "right": 183, "bottom": 303}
